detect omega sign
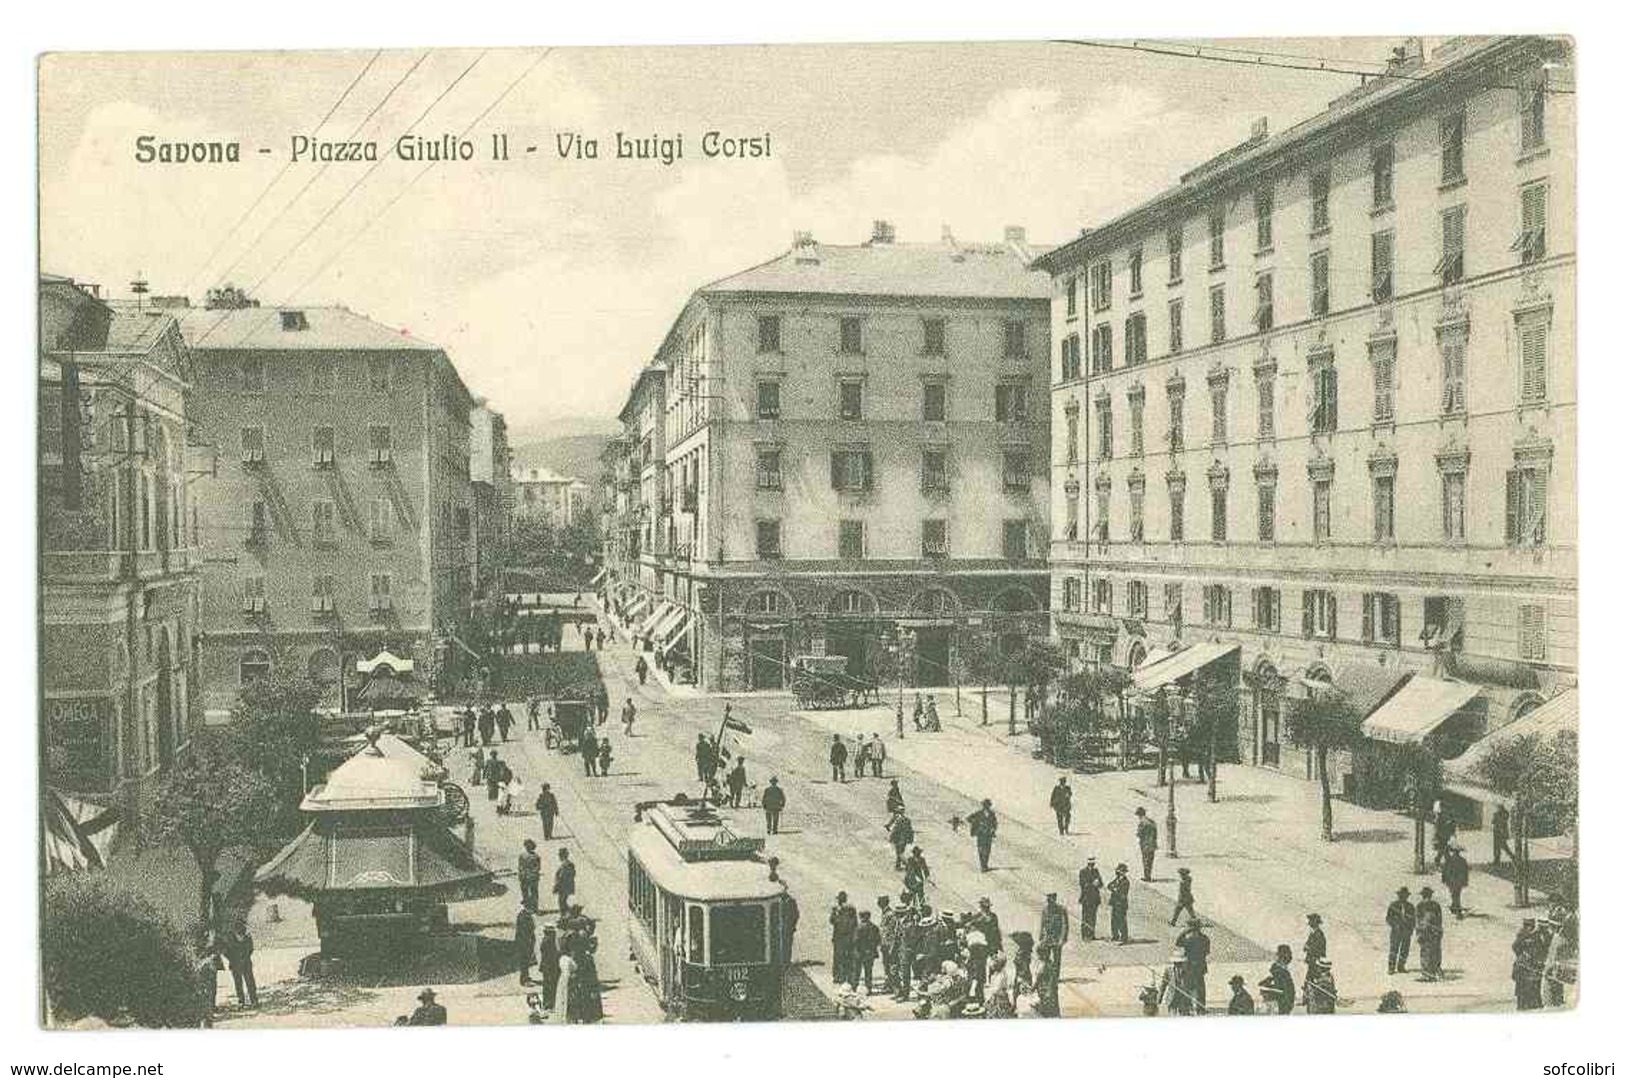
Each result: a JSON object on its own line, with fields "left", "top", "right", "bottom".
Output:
{"left": 46, "top": 697, "right": 108, "bottom": 790}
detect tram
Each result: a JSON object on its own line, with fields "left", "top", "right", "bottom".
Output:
{"left": 627, "top": 800, "right": 794, "bottom": 1020}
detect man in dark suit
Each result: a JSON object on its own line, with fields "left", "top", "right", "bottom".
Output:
{"left": 407, "top": 987, "right": 447, "bottom": 1025}
{"left": 514, "top": 906, "right": 536, "bottom": 985}
{"left": 1386, "top": 887, "right": 1416, "bottom": 974}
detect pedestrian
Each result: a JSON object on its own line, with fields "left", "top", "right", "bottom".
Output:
{"left": 537, "top": 926, "right": 561, "bottom": 1011}
{"left": 870, "top": 734, "right": 886, "bottom": 778}
{"left": 1050, "top": 776, "right": 1072, "bottom": 834}
{"left": 597, "top": 736, "right": 613, "bottom": 777}
{"left": 478, "top": 706, "right": 495, "bottom": 746}
{"left": 1492, "top": 805, "right": 1516, "bottom": 867}
{"left": 984, "top": 953, "right": 1016, "bottom": 1018}
{"left": 855, "top": 911, "right": 881, "bottom": 993}
{"left": 885, "top": 779, "right": 905, "bottom": 817}
{"left": 963, "top": 916, "right": 989, "bottom": 1003}
{"left": 695, "top": 734, "right": 713, "bottom": 784}
{"left": 535, "top": 783, "right": 559, "bottom": 840}
{"left": 830, "top": 734, "right": 848, "bottom": 783}
{"left": 854, "top": 738, "right": 871, "bottom": 780}
{"left": 462, "top": 709, "right": 476, "bottom": 748}
{"left": 1078, "top": 857, "right": 1104, "bottom": 940}
{"left": 1259, "top": 944, "right": 1296, "bottom": 1014}
{"left": 974, "top": 896, "right": 1003, "bottom": 953}
{"left": 1512, "top": 917, "right": 1547, "bottom": 1010}
{"left": 576, "top": 939, "right": 605, "bottom": 1022}
{"left": 893, "top": 900, "right": 920, "bottom": 1001}
{"left": 1441, "top": 845, "right": 1471, "bottom": 918}
{"left": 1174, "top": 918, "right": 1211, "bottom": 1013}
{"left": 759, "top": 776, "right": 786, "bottom": 834}
{"left": 621, "top": 698, "right": 636, "bottom": 736}
{"left": 968, "top": 798, "right": 998, "bottom": 872}
{"left": 527, "top": 696, "right": 541, "bottom": 732}
{"left": 596, "top": 684, "right": 610, "bottom": 725}
{"left": 1303, "top": 958, "right": 1337, "bottom": 1014}
{"left": 1433, "top": 811, "right": 1456, "bottom": 868}
{"left": 583, "top": 625, "right": 595, "bottom": 651}
{"left": 903, "top": 846, "right": 930, "bottom": 905}
{"left": 1169, "top": 867, "right": 1197, "bottom": 926}
{"left": 727, "top": 756, "right": 748, "bottom": 807}
{"left": 830, "top": 891, "right": 858, "bottom": 985}
{"left": 595, "top": 625, "right": 605, "bottom": 651}
{"left": 1009, "top": 930, "right": 1035, "bottom": 998}
{"left": 496, "top": 703, "right": 514, "bottom": 742}
{"left": 1227, "top": 974, "right": 1256, "bottom": 1015}
{"left": 913, "top": 694, "right": 924, "bottom": 731}
{"left": 407, "top": 987, "right": 447, "bottom": 1025}
{"left": 581, "top": 726, "right": 598, "bottom": 777}
{"left": 558, "top": 946, "right": 579, "bottom": 1023}
{"left": 877, "top": 896, "right": 899, "bottom": 992}
{"left": 518, "top": 839, "right": 542, "bottom": 912}
{"left": 1303, "top": 912, "right": 1327, "bottom": 975}
{"left": 497, "top": 776, "right": 514, "bottom": 816}
{"left": 1037, "top": 892, "right": 1069, "bottom": 993}
{"left": 222, "top": 922, "right": 257, "bottom": 1008}
{"left": 1159, "top": 950, "right": 1194, "bottom": 1016}
{"left": 924, "top": 696, "right": 940, "bottom": 731}
{"left": 1386, "top": 886, "right": 1416, "bottom": 974}
{"left": 515, "top": 906, "right": 536, "bottom": 985}
{"left": 1135, "top": 806, "right": 1158, "bottom": 881}
{"left": 1108, "top": 863, "right": 1131, "bottom": 944}
{"left": 635, "top": 654, "right": 649, "bottom": 685}
{"left": 887, "top": 811, "right": 915, "bottom": 870}
{"left": 553, "top": 848, "right": 577, "bottom": 913}
{"left": 1415, "top": 886, "right": 1444, "bottom": 981}
{"left": 483, "top": 750, "right": 501, "bottom": 801}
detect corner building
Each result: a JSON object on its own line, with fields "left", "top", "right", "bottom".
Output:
{"left": 1036, "top": 36, "right": 1574, "bottom": 803}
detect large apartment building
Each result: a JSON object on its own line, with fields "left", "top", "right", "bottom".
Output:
{"left": 1035, "top": 36, "right": 1574, "bottom": 807}
{"left": 609, "top": 222, "right": 1052, "bottom": 692}
{"left": 469, "top": 402, "right": 514, "bottom": 600}
{"left": 179, "top": 302, "right": 478, "bottom": 713}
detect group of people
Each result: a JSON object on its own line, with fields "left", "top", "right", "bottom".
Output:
{"left": 513, "top": 839, "right": 603, "bottom": 1023}
{"left": 195, "top": 921, "right": 259, "bottom": 1026}
{"left": 828, "top": 733, "right": 887, "bottom": 783}
{"left": 460, "top": 702, "right": 516, "bottom": 748}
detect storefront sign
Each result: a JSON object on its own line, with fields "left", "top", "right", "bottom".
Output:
{"left": 46, "top": 696, "right": 109, "bottom": 792}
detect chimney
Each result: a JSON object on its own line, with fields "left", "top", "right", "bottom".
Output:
{"left": 793, "top": 231, "right": 819, "bottom": 264}
{"left": 1249, "top": 117, "right": 1269, "bottom": 143}
{"left": 870, "top": 219, "right": 896, "bottom": 244}
{"left": 1004, "top": 225, "right": 1027, "bottom": 245}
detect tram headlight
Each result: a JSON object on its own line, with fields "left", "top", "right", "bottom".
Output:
{"left": 729, "top": 981, "right": 750, "bottom": 1002}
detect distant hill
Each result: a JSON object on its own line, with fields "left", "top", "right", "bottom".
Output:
{"left": 510, "top": 433, "right": 614, "bottom": 482}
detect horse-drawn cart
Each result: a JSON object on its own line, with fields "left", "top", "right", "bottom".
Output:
{"left": 789, "top": 655, "right": 881, "bottom": 710}
{"left": 545, "top": 699, "right": 595, "bottom": 753}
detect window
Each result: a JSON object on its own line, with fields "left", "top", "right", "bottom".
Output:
{"left": 1441, "top": 330, "right": 1467, "bottom": 415}
{"left": 756, "top": 448, "right": 783, "bottom": 490}
{"left": 240, "top": 426, "right": 265, "bottom": 464}
{"left": 1164, "top": 582, "right": 1184, "bottom": 628}
{"left": 1505, "top": 464, "right": 1548, "bottom": 546}
{"left": 369, "top": 496, "right": 394, "bottom": 543}
{"left": 1255, "top": 186, "right": 1274, "bottom": 250}
{"left": 830, "top": 449, "right": 874, "bottom": 492}
{"left": 1168, "top": 390, "right": 1185, "bottom": 453}
{"left": 313, "top": 425, "right": 335, "bottom": 467}
{"left": 1062, "top": 577, "right": 1081, "bottom": 612}
{"left": 1253, "top": 586, "right": 1281, "bottom": 632}
{"left": 1208, "top": 206, "right": 1225, "bottom": 268}
{"left": 312, "top": 499, "right": 337, "bottom": 544}
{"left": 1439, "top": 206, "right": 1466, "bottom": 284}
{"left": 1310, "top": 357, "right": 1338, "bottom": 433}
{"left": 1002, "top": 450, "right": 1031, "bottom": 493}
{"left": 838, "top": 380, "right": 864, "bottom": 421}
{"left": 757, "top": 315, "right": 781, "bottom": 353}
{"left": 1520, "top": 73, "right": 1547, "bottom": 153}
{"left": 1372, "top": 142, "right": 1395, "bottom": 209}
{"left": 1003, "top": 320, "right": 1027, "bottom": 359}
{"left": 1065, "top": 409, "right": 1079, "bottom": 465}
{"left": 1518, "top": 314, "right": 1549, "bottom": 405}
{"left": 1090, "top": 324, "right": 1113, "bottom": 375}
{"left": 922, "top": 449, "right": 948, "bottom": 492}
{"left": 1095, "top": 488, "right": 1110, "bottom": 544}
{"left": 369, "top": 425, "right": 392, "bottom": 466}
{"left": 1210, "top": 381, "right": 1228, "bottom": 445}
{"left": 1169, "top": 481, "right": 1186, "bottom": 542}
{"left": 1168, "top": 299, "right": 1184, "bottom": 355}
{"left": 239, "top": 649, "right": 271, "bottom": 686}
{"left": 1002, "top": 521, "right": 1028, "bottom": 560}
{"left": 1091, "top": 261, "right": 1112, "bottom": 311}
{"left": 1167, "top": 225, "right": 1183, "bottom": 281}
{"left": 1064, "top": 488, "right": 1079, "bottom": 540}
{"left": 1127, "top": 580, "right": 1149, "bottom": 617}
{"left": 922, "top": 382, "right": 947, "bottom": 422}
{"left": 752, "top": 591, "right": 782, "bottom": 615}
{"left": 1129, "top": 394, "right": 1145, "bottom": 456}
{"left": 710, "top": 904, "right": 768, "bottom": 966}
{"left": 995, "top": 383, "right": 1029, "bottom": 423}
{"left": 1257, "top": 373, "right": 1275, "bottom": 439}
{"left": 247, "top": 500, "right": 269, "bottom": 545}
{"left": 1210, "top": 484, "right": 1228, "bottom": 542}
{"left": 311, "top": 573, "right": 336, "bottom": 615}
{"left": 1060, "top": 334, "right": 1082, "bottom": 381}
{"left": 838, "top": 520, "right": 865, "bottom": 559}
{"left": 756, "top": 520, "right": 782, "bottom": 559}
{"left": 1518, "top": 603, "right": 1547, "bottom": 661}
{"left": 687, "top": 905, "right": 706, "bottom": 964}
{"left": 1254, "top": 273, "right": 1273, "bottom": 332}
{"left": 1092, "top": 578, "right": 1113, "bottom": 615}
{"left": 1303, "top": 589, "right": 1338, "bottom": 639}
{"left": 1125, "top": 312, "right": 1147, "bottom": 365}
{"left": 1359, "top": 592, "right": 1401, "bottom": 646}
{"left": 922, "top": 317, "right": 947, "bottom": 357}
{"left": 1129, "top": 248, "right": 1144, "bottom": 295}
{"left": 241, "top": 356, "right": 266, "bottom": 392}
{"left": 1130, "top": 487, "right": 1145, "bottom": 542}
{"left": 241, "top": 575, "right": 267, "bottom": 615}
{"left": 922, "top": 519, "right": 948, "bottom": 558}
{"left": 1373, "top": 473, "right": 1396, "bottom": 541}
{"left": 1311, "top": 250, "right": 1330, "bottom": 317}
{"left": 1203, "top": 584, "right": 1233, "bottom": 627}
{"left": 1096, "top": 398, "right": 1113, "bottom": 460}
{"left": 839, "top": 317, "right": 863, "bottom": 354}
{"left": 370, "top": 574, "right": 393, "bottom": 613}
{"left": 1310, "top": 170, "right": 1331, "bottom": 233}
{"left": 756, "top": 380, "right": 781, "bottom": 420}
{"left": 1442, "top": 471, "right": 1466, "bottom": 540}
{"left": 1519, "top": 183, "right": 1548, "bottom": 264}
{"left": 1313, "top": 478, "right": 1333, "bottom": 541}
{"left": 1371, "top": 230, "right": 1394, "bottom": 302}
{"left": 367, "top": 356, "right": 390, "bottom": 392}
{"left": 1441, "top": 112, "right": 1466, "bottom": 184}
{"left": 1258, "top": 481, "right": 1276, "bottom": 541}
{"left": 1372, "top": 339, "right": 1396, "bottom": 424}
{"left": 1065, "top": 278, "right": 1078, "bottom": 319}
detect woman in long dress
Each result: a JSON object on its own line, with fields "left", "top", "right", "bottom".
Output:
{"left": 983, "top": 953, "right": 1016, "bottom": 1018}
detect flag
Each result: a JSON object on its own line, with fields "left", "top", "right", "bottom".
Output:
{"left": 722, "top": 715, "right": 753, "bottom": 736}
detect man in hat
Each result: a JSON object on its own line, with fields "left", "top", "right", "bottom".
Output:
{"left": 1259, "top": 945, "right": 1295, "bottom": 1014}
{"left": 761, "top": 776, "right": 786, "bottom": 834}
{"left": 1441, "top": 844, "right": 1471, "bottom": 918}
{"left": 1135, "top": 807, "right": 1158, "bottom": 881}
{"left": 1226, "top": 974, "right": 1256, "bottom": 1014}
{"left": 1512, "top": 917, "right": 1547, "bottom": 1010}
{"left": 830, "top": 734, "right": 849, "bottom": 783}
{"left": 903, "top": 845, "right": 930, "bottom": 905}
{"left": 552, "top": 848, "right": 577, "bottom": 913}
{"left": 1385, "top": 887, "right": 1416, "bottom": 974}
{"left": 877, "top": 896, "right": 899, "bottom": 993}
{"left": 535, "top": 783, "right": 559, "bottom": 840}
{"left": 1492, "top": 804, "right": 1516, "bottom": 867}
{"left": 407, "top": 987, "right": 447, "bottom": 1025}
{"left": 1037, "top": 892, "right": 1069, "bottom": 994}
{"left": 518, "top": 839, "right": 542, "bottom": 913}
{"left": 1108, "top": 863, "right": 1132, "bottom": 944}
{"left": 1415, "top": 886, "right": 1445, "bottom": 981}
{"left": 537, "top": 926, "right": 562, "bottom": 1011}
{"left": 968, "top": 798, "right": 999, "bottom": 872}
{"left": 1303, "top": 913, "right": 1327, "bottom": 974}
{"left": 1049, "top": 776, "right": 1073, "bottom": 834}
{"left": 893, "top": 898, "right": 920, "bottom": 1001}
{"left": 870, "top": 733, "right": 887, "bottom": 778}
{"left": 829, "top": 891, "right": 858, "bottom": 986}
{"left": 886, "top": 779, "right": 906, "bottom": 817}
{"left": 486, "top": 749, "right": 504, "bottom": 800}
{"left": 1169, "top": 867, "right": 1197, "bottom": 926}
{"left": 514, "top": 906, "right": 537, "bottom": 985}
{"left": 1174, "top": 918, "right": 1211, "bottom": 1013}
{"left": 854, "top": 910, "right": 881, "bottom": 993}
{"left": 974, "top": 896, "right": 1004, "bottom": 954}
{"left": 1303, "top": 957, "right": 1337, "bottom": 1014}
{"left": 1078, "top": 857, "right": 1104, "bottom": 940}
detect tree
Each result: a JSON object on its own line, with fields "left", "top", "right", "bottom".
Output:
{"left": 1189, "top": 667, "right": 1240, "bottom": 802}
{"left": 43, "top": 874, "right": 208, "bottom": 1028}
{"left": 958, "top": 631, "right": 1000, "bottom": 726}
{"left": 1285, "top": 687, "right": 1362, "bottom": 842}
{"left": 1471, "top": 729, "right": 1578, "bottom": 906}
{"left": 1094, "top": 664, "right": 1135, "bottom": 769}
{"left": 149, "top": 731, "right": 286, "bottom": 931}
{"left": 231, "top": 671, "right": 323, "bottom": 811}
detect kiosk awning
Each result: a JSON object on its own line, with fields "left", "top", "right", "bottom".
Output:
{"left": 1361, "top": 676, "right": 1482, "bottom": 745}
{"left": 356, "top": 649, "right": 415, "bottom": 674}
{"left": 1133, "top": 642, "right": 1240, "bottom": 692}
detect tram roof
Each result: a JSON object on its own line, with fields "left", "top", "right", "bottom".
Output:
{"left": 629, "top": 821, "right": 785, "bottom": 903}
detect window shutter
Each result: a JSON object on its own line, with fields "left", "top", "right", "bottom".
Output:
{"left": 830, "top": 452, "right": 842, "bottom": 490}
{"left": 1362, "top": 593, "right": 1375, "bottom": 642}
{"left": 862, "top": 452, "right": 875, "bottom": 491}
{"left": 1505, "top": 470, "right": 1520, "bottom": 543}
{"left": 1302, "top": 591, "right": 1314, "bottom": 638}
{"left": 1522, "top": 322, "right": 1548, "bottom": 402}
{"left": 1530, "top": 468, "right": 1548, "bottom": 543}
{"left": 1327, "top": 597, "right": 1338, "bottom": 640}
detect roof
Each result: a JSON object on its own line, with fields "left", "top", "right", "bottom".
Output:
{"left": 300, "top": 734, "right": 442, "bottom": 812}
{"left": 1301, "top": 662, "right": 1412, "bottom": 718}
{"left": 1133, "top": 642, "right": 1241, "bottom": 692}
{"left": 1445, "top": 689, "right": 1577, "bottom": 782}
{"left": 629, "top": 816, "right": 782, "bottom": 902}
{"left": 1361, "top": 676, "right": 1483, "bottom": 745}
{"left": 102, "top": 309, "right": 177, "bottom": 353}
{"left": 699, "top": 240, "right": 1052, "bottom": 301}
{"left": 175, "top": 305, "right": 443, "bottom": 352}
{"left": 255, "top": 817, "right": 493, "bottom": 896}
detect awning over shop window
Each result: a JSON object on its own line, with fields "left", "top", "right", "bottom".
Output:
{"left": 1360, "top": 675, "right": 1482, "bottom": 745}
{"left": 642, "top": 600, "right": 676, "bottom": 631}
{"left": 644, "top": 603, "right": 683, "bottom": 641}
{"left": 658, "top": 613, "right": 692, "bottom": 657}
{"left": 356, "top": 649, "right": 415, "bottom": 674}
{"left": 1132, "top": 642, "right": 1240, "bottom": 692}
{"left": 1444, "top": 689, "right": 1576, "bottom": 786}
{"left": 625, "top": 593, "right": 651, "bottom": 619}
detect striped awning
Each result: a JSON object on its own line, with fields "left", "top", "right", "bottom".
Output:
{"left": 1361, "top": 676, "right": 1482, "bottom": 745}
{"left": 644, "top": 603, "right": 683, "bottom": 640}
{"left": 1132, "top": 642, "right": 1240, "bottom": 692}
{"left": 658, "top": 614, "right": 693, "bottom": 657}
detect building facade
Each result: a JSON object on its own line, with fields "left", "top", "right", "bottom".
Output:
{"left": 610, "top": 222, "right": 1053, "bottom": 692}
{"left": 511, "top": 465, "right": 584, "bottom": 529}
{"left": 40, "top": 276, "right": 202, "bottom": 823}
{"left": 178, "top": 303, "right": 477, "bottom": 713}
{"left": 1036, "top": 36, "right": 1575, "bottom": 803}
{"left": 469, "top": 402, "right": 513, "bottom": 600}
{"left": 616, "top": 364, "right": 668, "bottom": 597}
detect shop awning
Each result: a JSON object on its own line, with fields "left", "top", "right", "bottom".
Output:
{"left": 1444, "top": 689, "right": 1577, "bottom": 788}
{"left": 644, "top": 603, "right": 683, "bottom": 640}
{"left": 658, "top": 613, "right": 693, "bottom": 657}
{"left": 356, "top": 649, "right": 415, "bottom": 674}
{"left": 642, "top": 600, "right": 677, "bottom": 631}
{"left": 1133, "top": 642, "right": 1240, "bottom": 692}
{"left": 1361, "top": 675, "right": 1482, "bottom": 745}
{"left": 625, "top": 593, "right": 651, "bottom": 619}
{"left": 256, "top": 819, "right": 493, "bottom": 898}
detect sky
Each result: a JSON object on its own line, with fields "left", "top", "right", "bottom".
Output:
{"left": 37, "top": 39, "right": 1413, "bottom": 438}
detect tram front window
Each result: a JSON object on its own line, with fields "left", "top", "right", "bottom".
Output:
{"left": 709, "top": 903, "right": 767, "bottom": 965}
